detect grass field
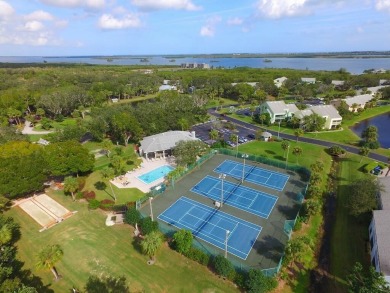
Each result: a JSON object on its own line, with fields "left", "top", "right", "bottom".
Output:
{"left": 326, "top": 155, "right": 372, "bottom": 293}
{"left": 7, "top": 190, "right": 238, "bottom": 293}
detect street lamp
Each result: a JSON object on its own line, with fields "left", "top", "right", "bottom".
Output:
{"left": 285, "top": 145, "right": 290, "bottom": 169}
{"left": 219, "top": 173, "right": 226, "bottom": 207}
{"left": 149, "top": 197, "right": 154, "bottom": 221}
{"left": 242, "top": 154, "right": 249, "bottom": 183}
{"left": 225, "top": 230, "right": 230, "bottom": 258}
{"left": 236, "top": 134, "right": 239, "bottom": 158}
{"left": 278, "top": 120, "right": 281, "bottom": 139}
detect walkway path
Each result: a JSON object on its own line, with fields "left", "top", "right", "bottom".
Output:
{"left": 21, "top": 121, "right": 53, "bottom": 135}
{"left": 208, "top": 109, "right": 389, "bottom": 164}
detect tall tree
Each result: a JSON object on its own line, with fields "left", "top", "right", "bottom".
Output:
{"left": 361, "top": 125, "right": 380, "bottom": 149}
{"left": 292, "top": 147, "right": 303, "bottom": 164}
{"left": 359, "top": 147, "right": 370, "bottom": 163}
{"left": 281, "top": 140, "right": 290, "bottom": 158}
{"left": 36, "top": 244, "right": 64, "bottom": 280}
{"left": 63, "top": 176, "right": 79, "bottom": 201}
{"left": 110, "top": 112, "right": 143, "bottom": 146}
{"left": 294, "top": 129, "right": 304, "bottom": 142}
{"left": 100, "top": 167, "right": 117, "bottom": 202}
{"left": 347, "top": 262, "right": 390, "bottom": 293}
{"left": 141, "top": 231, "right": 163, "bottom": 262}
{"left": 173, "top": 140, "right": 208, "bottom": 167}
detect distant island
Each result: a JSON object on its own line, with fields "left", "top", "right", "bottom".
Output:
{"left": 263, "top": 59, "right": 272, "bottom": 63}
{"left": 140, "top": 58, "right": 149, "bottom": 62}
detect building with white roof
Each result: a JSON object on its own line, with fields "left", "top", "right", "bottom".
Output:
{"left": 369, "top": 177, "right": 390, "bottom": 285}
{"left": 331, "top": 80, "right": 345, "bottom": 86}
{"left": 273, "top": 77, "right": 288, "bottom": 88}
{"left": 344, "top": 94, "right": 374, "bottom": 112}
{"left": 231, "top": 82, "right": 258, "bottom": 87}
{"left": 259, "top": 101, "right": 299, "bottom": 124}
{"left": 159, "top": 84, "right": 177, "bottom": 91}
{"left": 294, "top": 105, "right": 342, "bottom": 130}
{"left": 301, "top": 77, "right": 316, "bottom": 84}
{"left": 139, "top": 131, "right": 198, "bottom": 159}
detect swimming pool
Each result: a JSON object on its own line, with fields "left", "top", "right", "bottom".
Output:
{"left": 137, "top": 165, "right": 174, "bottom": 184}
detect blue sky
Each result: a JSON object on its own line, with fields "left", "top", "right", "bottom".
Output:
{"left": 0, "top": 0, "right": 390, "bottom": 56}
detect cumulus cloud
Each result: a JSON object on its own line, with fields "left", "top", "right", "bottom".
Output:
{"left": 227, "top": 17, "right": 243, "bottom": 25}
{"left": 0, "top": 0, "right": 14, "bottom": 19}
{"left": 39, "top": 0, "right": 105, "bottom": 10}
{"left": 98, "top": 13, "right": 141, "bottom": 29}
{"left": 376, "top": 0, "right": 390, "bottom": 13}
{"left": 23, "top": 20, "right": 45, "bottom": 32}
{"left": 25, "top": 10, "right": 54, "bottom": 21}
{"left": 256, "top": 0, "right": 310, "bottom": 19}
{"left": 200, "top": 16, "right": 221, "bottom": 37}
{"left": 131, "top": 0, "right": 201, "bottom": 11}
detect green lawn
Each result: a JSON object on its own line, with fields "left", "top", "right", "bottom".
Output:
{"left": 83, "top": 171, "right": 144, "bottom": 204}
{"left": 327, "top": 155, "right": 372, "bottom": 293}
{"left": 7, "top": 192, "right": 238, "bottom": 293}
{"left": 34, "top": 117, "right": 77, "bottom": 131}
{"left": 238, "top": 139, "right": 331, "bottom": 170}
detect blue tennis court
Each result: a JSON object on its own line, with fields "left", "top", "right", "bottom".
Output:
{"left": 191, "top": 175, "right": 278, "bottom": 218}
{"left": 158, "top": 197, "right": 262, "bottom": 260}
{"left": 214, "top": 160, "right": 289, "bottom": 191}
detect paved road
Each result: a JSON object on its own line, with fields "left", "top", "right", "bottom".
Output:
{"left": 207, "top": 108, "right": 389, "bottom": 164}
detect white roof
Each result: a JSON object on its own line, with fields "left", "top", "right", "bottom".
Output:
{"left": 372, "top": 210, "right": 390, "bottom": 276}
{"left": 310, "top": 105, "right": 342, "bottom": 120}
{"left": 159, "top": 85, "right": 177, "bottom": 91}
{"left": 140, "top": 131, "right": 198, "bottom": 153}
{"left": 301, "top": 77, "right": 316, "bottom": 83}
{"left": 261, "top": 131, "right": 272, "bottom": 138}
{"left": 264, "top": 101, "right": 298, "bottom": 114}
{"left": 331, "top": 80, "right": 345, "bottom": 86}
{"left": 379, "top": 177, "right": 390, "bottom": 210}
{"left": 231, "top": 82, "right": 258, "bottom": 87}
{"left": 294, "top": 109, "right": 314, "bottom": 119}
{"left": 344, "top": 94, "right": 373, "bottom": 106}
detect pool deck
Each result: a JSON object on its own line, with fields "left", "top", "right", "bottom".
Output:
{"left": 110, "top": 156, "right": 176, "bottom": 193}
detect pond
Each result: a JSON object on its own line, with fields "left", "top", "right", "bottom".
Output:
{"left": 350, "top": 112, "right": 390, "bottom": 148}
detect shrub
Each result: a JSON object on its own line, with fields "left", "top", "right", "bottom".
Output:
{"left": 88, "top": 199, "right": 100, "bottom": 210}
{"left": 293, "top": 218, "right": 303, "bottom": 231}
{"left": 183, "top": 247, "right": 210, "bottom": 266}
{"left": 124, "top": 207, "right": 142, "bottom": 226}
{"left": 328, "top": 145, "right": 346, "bottom": 156}
{"left": 100, "top": 199, "right": 115, "bottom": 211}
{"left": 246, "top": 269, "right": 277, "bottom": 293}
{"left": 213, "top": 255, "right": 235, "bottom": 278}
{"left": 172, "top": 230, "right": 193, "bottom": 254}
{"left": 139, "top": 217, "right": 159, "bottom": 235}
{"left": 75, "top": 191, "right": 84, "bottom": 200}
{"left": 83, "top": 190, "right": 96, "bottom": 201}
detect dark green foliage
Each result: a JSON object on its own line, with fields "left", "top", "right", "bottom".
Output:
{"left": 253, "top": 112, "right": 271, "bottom": 126}
{"left": 84, "top": 275, "right": 129, "bottom": 293}
{"left": 302, "top": 113, "right": 326, "bottom": 132}
{"left": 346, "top": 177, "right": 382, "bottom": 216}
{"left": 328, "top": 145, "right": 346, "bottom": 156}
{"left": 173, "top": 140, "right": 209, "bottom": 167}
{"left": 361, "top": 126, "right": 380, "bottom": 149}
{"left": 88, "top": 199, "right": 101, "bottom": 210}
{"left": 124, "top": 207, "right": 141, "bottom": 226}
{"left": 212, "top": 255, "right": 235, "bottom": 278}
{"left": 0, "top": 126, "right": 28, "bottom": 144}
{"left": 139, "top": 217, "right": 159, "bottom": 235}
{"left": 46, "top": 124, "right": 86, "bottom": 142}
{"left": 183, "top": 247, "right": 210, "bottom": 265}
{"left": 172, "top": 230, "right": 193, "bottom": 254}
{"left": 246, "top": 269, "right": 277, "bottom": 293}
{"left": 44, "top": 141, "right": 94, "bottom": 176}
{"left": 347, "top": 262, "right": 390, "bottom": 293}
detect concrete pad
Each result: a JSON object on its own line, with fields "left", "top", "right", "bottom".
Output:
{"left": 19, "top": 200, "right": 56, "bottom": 228}
{"left": 34, "top": 194, "right": 71, "bottom": 218}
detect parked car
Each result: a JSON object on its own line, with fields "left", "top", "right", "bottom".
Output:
{"left": 226, "top": 141, "right": 236, "bottom": 147}
{"left": 247, "top": 134, "right": 255, "bottom": 139}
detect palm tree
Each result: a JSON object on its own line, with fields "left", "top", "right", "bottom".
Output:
{"left": 0, "top": 224, "right": 12, "bottom": 246}
{"left": 281, "top": 141, "right": 290, "bottom": 158}
{"left": 141, "top": 231, "right": 163, "bottom": 262}
{"left": 294, "top": 129, "right": 304, "bottom": 142}
{"left": 209, "top": 129, "right": 219, "bottom": 141}
{"left": 259, "top": 114, "right": 266, "bottom": 126}
{"left": 359, "top": 147, "right": 370, "bottom": 163}
{"left": 100, "top": 167, "right": 117, "bottom": 202}
{"left": 101, "top": 139, "right": 113, "bottom": 157}
{"left": 178, "top": 117, "right": 189, "bottom": 131}
{"left": 64, "top": 176, "right": 79, "bottom": 201}
{"left": 292, "top": 147, "right": 303, "bottom": 164}
{"left": 36, "top": 244, "right": 64, "bottom": 280}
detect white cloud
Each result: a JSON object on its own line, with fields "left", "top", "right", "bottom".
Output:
{"left": 98, "top": 13, "right": 141, "bottom": 29}
{"left": 39, "top": 0, "right": 105, "bottom": 10}
{"left": 200, "top": 16, "right": 221, "bottom": 37}
{"left": 131, "top": 0, "right": 201, "bottom": 11}
{"left": 256, "top": 0, "right": 310, "bottom": 19}
{"left": 23, "top": 21, "right": 45, "bottom": 32}
{"left": 376, "top": 0, "right": 390, "bottom": 13}
{"left": 0, "top": 0, "right": 14, "bottom": 19}
{"left": 25, "top": 10, "right": 54, "bottom": 21}
{"left": 227, "top": 17, "right": 243, "bottom": 25}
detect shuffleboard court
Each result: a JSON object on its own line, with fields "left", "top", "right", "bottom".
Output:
{"left": 158, "top": 196, "right": 262, "bottom": 260}
{"left": 214, "top": 160, "right": 289, "bottom": 191}
{"left": 34, "top": 194, "right": 71, "bottom": 218}
{"left": 19, "top": 200, "right": 56, "bottom": 228}
{"left": 191, "top": 175, "right": 278, "bottom": 218}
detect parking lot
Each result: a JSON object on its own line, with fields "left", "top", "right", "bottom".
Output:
{"left": 191, "top": 119, "right": 256, "bottom": 146}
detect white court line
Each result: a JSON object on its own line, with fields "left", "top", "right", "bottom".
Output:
{"left": 158, "top": 197, "right": 260, "bottom": 259}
